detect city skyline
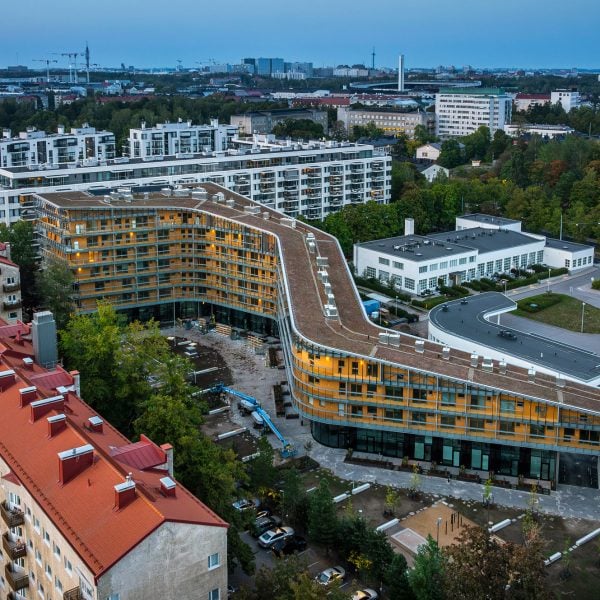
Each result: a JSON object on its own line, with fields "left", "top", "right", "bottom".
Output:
{"left": 3, "top": 0, "right": 599, "bottom": 71}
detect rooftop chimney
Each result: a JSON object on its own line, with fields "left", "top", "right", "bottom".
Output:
{"left": 528, "top": 367, "right": 536, "bottom": 383}
{"left": 19, "top": 385, "right": 37, "bottom": 407}
{"left": 30, "top": 395, "right": 64, "bottom": 422}
{"left": 442, "top": 347, "right": 450, "bottom": 360}
{"left": 31, "top": 311, "right": 58, "bottom": 369}
{"left": 404, "top": 218, "right": 415, "bottom": 236}
{"left": 22, "top": 357, "right": 34, "bottom": 370}
{"left": 47, "top": 414, "right": 67, "bottom": 437}
{"left": 415, "top": 340, "right": 425, "bottom": 354}
{"left": 70, "top": 370, "right": 80, "bottom": 397}
{"left": 58, "top": 444, "right": 94, "bottom": 485}
{"left": 114, "top": 474, "right": 137, "bottom": 509}
{"left": 160, "top": 443, "right": 174, "bottom": 477}
{"left": 87, "top": 416, "right": 103, "bottom": 433}
{"left": 0, "top": 369, "right": 16, "bottom": 391}
{"left": 470, "top": 353, "right": 479, "bottom": 368}
{"left": 499, "top": 359, "right": 507, "bottom": 375}
{"left": 160, "top": 476, "right": 177, "bottom": 497}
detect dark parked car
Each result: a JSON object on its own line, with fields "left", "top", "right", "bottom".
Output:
{"left": 497, "top": 329, "right": 517, "bottom": 340}
{"left": 252, "top": 515, "right": 282, "bottom": 538}
{"left": 270, "top": 534, "right": 307, "bottom": 557}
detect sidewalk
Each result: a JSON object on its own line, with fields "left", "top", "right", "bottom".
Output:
{"left": 308, "top": 445, "right": 600, "bottom": 522}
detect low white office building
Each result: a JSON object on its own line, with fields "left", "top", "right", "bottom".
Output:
{"left": 504, "top": 123, "right": 574, "bottom": 139}
{"left": 354, "top": 214, "right": 594, "bottom": 296}
{"left": 435, "top": 88, "right": 512, "bottom": 138}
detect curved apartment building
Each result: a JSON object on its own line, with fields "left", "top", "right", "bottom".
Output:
{"left": 32, "top": 185, "right": 600, "bottom": 489}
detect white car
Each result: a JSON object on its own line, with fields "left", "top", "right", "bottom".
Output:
{"left": 352, "top": 589, "right": 378, "bottom": 600}
{"left": 258, "top": 526, "right": 294, "bottom": 548}
{"left": 315, "top": 565, "right": 346, "bottom": 586}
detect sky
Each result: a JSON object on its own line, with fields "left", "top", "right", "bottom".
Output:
{"left": 3, "top": 0, "right": 599, "bottom": 71}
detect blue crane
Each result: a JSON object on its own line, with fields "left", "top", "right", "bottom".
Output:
{"left": 208, "top": 384, "right": 296, "bottom": 458}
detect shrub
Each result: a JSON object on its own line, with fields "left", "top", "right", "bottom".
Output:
{"left": 517, "top": 293, "right": 563, "bottom": 313}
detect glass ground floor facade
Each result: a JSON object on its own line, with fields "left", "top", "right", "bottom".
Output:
{"left": 312, "top": 422, "right": 599, "bottom": 488}
{"left": 115, "top": 300, "right": 278, "bottom": 336}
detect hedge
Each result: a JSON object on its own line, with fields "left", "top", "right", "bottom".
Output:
{"left": 516, "top": 293, "right": 563, "bottom": 313}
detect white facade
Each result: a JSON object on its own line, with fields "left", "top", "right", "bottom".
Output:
{"left": 0, "top": 124, "right": 115, "bottom": 169}
{"left": 128, "top": 119, "right": 237, "bottom": 158}
{"left": 354, "top": 215, "right": 594, "bottom": 296}
{"left": 551, "top": 89, "right": 581, "bottom": 112}
{"left": 435, "top": 89, "right": 512, "bottom": 138}
{"left": 416, "top": 143, "right": 442, "bottom": 161}
{"left": 422, "top": 164, "right": 449, "bottom": 182}
{"left": 0, "top": 133, "right": 391, "bottom": 225}
{"left": 504, "top": 123, "right": 574, "bottom": 139}
{"left": 0, "top": 247, "right": 22, "bottom": 323}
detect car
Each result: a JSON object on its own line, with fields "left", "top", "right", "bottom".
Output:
{"left": 497, "top": 329, "right": 517, "bottom": 340}
{"left": 271, "top": 534, "right": 307, "bottom": 557}
{"left": 352, "top": 589, "right": 378, "bottom": 600}
{"left": 258, "top": 526, "right": 294, "bottom": 549}
{"left": 252, "top": 515, "right": 282, "bottom": 538}
{"left": 232, "top": 498, "right": 259, "bottom": 512}
{"left": 315, "top": 565, "right": 346, "bottom": 586}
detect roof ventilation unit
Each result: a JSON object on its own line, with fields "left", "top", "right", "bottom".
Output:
{"left": 379, "top": 332, "right": 389, "bottom": 345}
{"left": 482, "top": 357, "right": 494, "bottom": 373}
{"left": 415, "top": 340, "right": 425, "bottom": 354}
{"left": 442, "top": 347, "right": 450, "bottom": 360}
{"left": 226, "top": 198, "right": 235, "bottom": 208}
{"left": 528, "top": 367, "right": 536, "bottom": 383}
{"left": 499, "top": 359, "right": 507, "bottom": 375}
{"left": 556, "top": 375, "right": 565, "bottom": 388}
{"left": 191, "top": 188, "right": 207, "bottom": 199}
{"left": 470, "top": 353, "right": 479, "bottom": 368}
{"left": 388, "top": 333, "right": 400, "bottom": 347}
{"left": 316, "top": 256, "right": 329, "bottom": 268}
{"left": 324, "top": 305, "right": 338, "bottom": 318}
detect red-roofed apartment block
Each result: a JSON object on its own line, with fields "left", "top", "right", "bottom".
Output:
{"left": 0, "top": 312, "right": 228, "bottom": 600}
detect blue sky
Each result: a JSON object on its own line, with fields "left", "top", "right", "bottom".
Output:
{"left": 3, "top": 0, "right": 599, "bottom": 70}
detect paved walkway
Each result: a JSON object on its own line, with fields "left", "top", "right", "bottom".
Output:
{"left": 304, "top": 445, "right": 600, "bottom": 522}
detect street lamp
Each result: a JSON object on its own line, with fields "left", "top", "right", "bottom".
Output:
{"left": 581, "top": 302, "right": 586, "bottom": 333}
{"left": 436, "top": 516, "right": 442, "bottom": 545}
{"left": 547, "top": 268, "right": 551, "bottom": 294}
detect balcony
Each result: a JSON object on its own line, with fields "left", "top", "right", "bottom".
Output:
{"left": 2, "top": 532, "right": 27, "bottom": 560}
{"left": 7, "top": 592, "right": 28, "bottom": 600}
{"left": 5, "top": 564, "right": 29, "bottom": 591}
{"left": 3, "top": 283, "right": 20, "bottom": 293}
{"left": 0, "top": 501, "right": 24, "bottom": 528}
{"left": 3, "top": 301, "right": 22, "bottom": 311}
{"left": 63, "top": 588, "right": 84, "bottom": 600}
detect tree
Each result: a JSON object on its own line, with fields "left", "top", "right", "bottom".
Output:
{"left": 307, "top": 479, "right": 338, "bottom": 551}
{"left": 443, "top": 526, "right": 510, "bottom": 600}
{"left": 409, "top": 464, "right": 422, "bottom": 498}
{"left": 0, "top": 220, "right": 38, "bottom": 316}
{"left": 385, "top": 553, "right": 415, "bottom": 600}
{"left": 247, "top": 436, "right": 277, "bottom": 494}
{"left": 437, "top": 139, "right": 464, "bottom": 169}
{"left": 280, "top": 467, "right": 308, "bottom": 529}
{"left": 35, "top": 258, "right": 75, "bottom": 330}
{"left": 408, "top": 535, "right": 445, "bottom": 600}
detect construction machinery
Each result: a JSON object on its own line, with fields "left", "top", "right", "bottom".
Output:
{"left": 208, "top": 383, "right": 296, "bottom": 458}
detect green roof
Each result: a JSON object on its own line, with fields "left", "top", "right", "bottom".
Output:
{"left": 438, "top": 87, "right": 507, "bottom": 95}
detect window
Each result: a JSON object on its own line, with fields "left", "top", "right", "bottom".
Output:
{"left": 499, "top": 421, "right": 515, "bottom": 434}
{"left": 208, "top": 552, "right": 220, "bottom": 570}
{"left": 565, "top": 259, "right": 570, "bottom": 268}
{"left": 379, "top": 270, "right": 389, "bottom": 281}
{"left": 440, "top": 415, "right": 456, "bottom": 428}
{"left": 378, "top": 257, "right": 390, "bottom": 266}
{"left": 351, "top": 361, "right": 359, "bottom": 375}
{"left": 33, "top": 516, "right": 40, "bottom": 532}
{"left": 384, "top": 408, "right": 403, "bottom": 421}
{"left": 55, "top": 577, "right": 63, "bottom": 593}
{"left": 419, "top": 265, "right": 428, "bottom": 274}
{"left": 43, "top": 529, "right": 50, "bottom": 545}
{"left": 350, "top": 383, "right": 362, "bottom": 396}
{"left": 412, "top": 412, "right": 426, "bottom": 424}
{"left": 35, "top": 548, "right": 42, "bottom": 565}
{"left": 53, "top": 543, "right": 61, "bottom": 559}
{"left": 45, "top": 563, "right": 52, "bottom": 580}
{"left": 209, "top": 590, "right": 220, "bottom": 600}
{"left": 404, "top": 278, "right": 415, "bottom": 291}
{"left": 393, "top": 261, "right": 404, "bottom": 270}
{"left": 365, "top": 266, "right": 376, "bottom": 278}
{"left": 64, "top": 557, "right": 72, "bottom": 574}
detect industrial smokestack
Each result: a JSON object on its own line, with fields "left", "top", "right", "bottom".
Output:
{"left": 398, "top": 54, "right": 405, "bottom": 92}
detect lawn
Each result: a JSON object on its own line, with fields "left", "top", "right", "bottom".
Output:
{"left": 514, "top": 293, "right": 600, "bottom": 334}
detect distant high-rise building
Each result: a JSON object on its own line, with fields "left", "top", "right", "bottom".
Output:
{"left": 435, "top": 88, "right": 512, "bottom": 138}
{"left": 398, "top": 55, "right": 405, "bottom": 92}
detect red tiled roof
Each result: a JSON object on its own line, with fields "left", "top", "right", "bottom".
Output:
{"left": 110, "top": 436, "right": 166, "bottom": 470}
{"left": 0, "top": 334, "right": 227, "bottom": 581}
{"left": 1, "top": 470, "right": 21, "bottom": 485}
{"left": 0, "top": 322, "right": 30, "bottom": 339}
{"left": 515, "top": 93, "right": 551, "bottom": 100}
{"left": 29, "top": 366, "right": 74, "bottom": 392}
{"left": 0, "top": 256, "right": 17, "bottom": 267}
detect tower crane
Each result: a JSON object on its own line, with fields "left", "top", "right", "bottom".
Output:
{"left": 33, "top": 58, "right": 57, "bottom": 83}
{"left": 58, "top": 52, "right": 81, "bottom": 83}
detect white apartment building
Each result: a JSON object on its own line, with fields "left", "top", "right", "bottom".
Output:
{"left": 0, "top": 124, "right": 115, "bottom": 169}
{"left": 354, "top": 214, "right": 594, "bottom": 296}
{"left": 337, "top": 107, "right": 435, "bottom": 138}
{"left": 435, "top": 88, "right": 512, "bottom": 138}
{"left": 551, "top": 89, "right": 581, "bottom": 112}
{"left": 128, "top": 119, "right": 237, "bottom": 158}
{"left": 0, "top": 124, "right": 391, "bottom": 225}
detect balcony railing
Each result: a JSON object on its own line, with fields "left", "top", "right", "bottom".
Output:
{"left": 5, "top": 564, "right": 29, "bottom": 591}
{"left": 63, "top": 587, "right": 83, "bottom": 600}
{"left": 3, "top": 301, "right": 21, "bottom": 311}
{"left": 0, "top": 501, "right": 24, "bottom": 528}
{"left": 2, "top": 532, "right": 27, "bottom": 560}
{"left": 3, "top": 283, "right": 20, "bottom": 293}
{"left": 7, "top": 591, "right": 28, "bottom": 600}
